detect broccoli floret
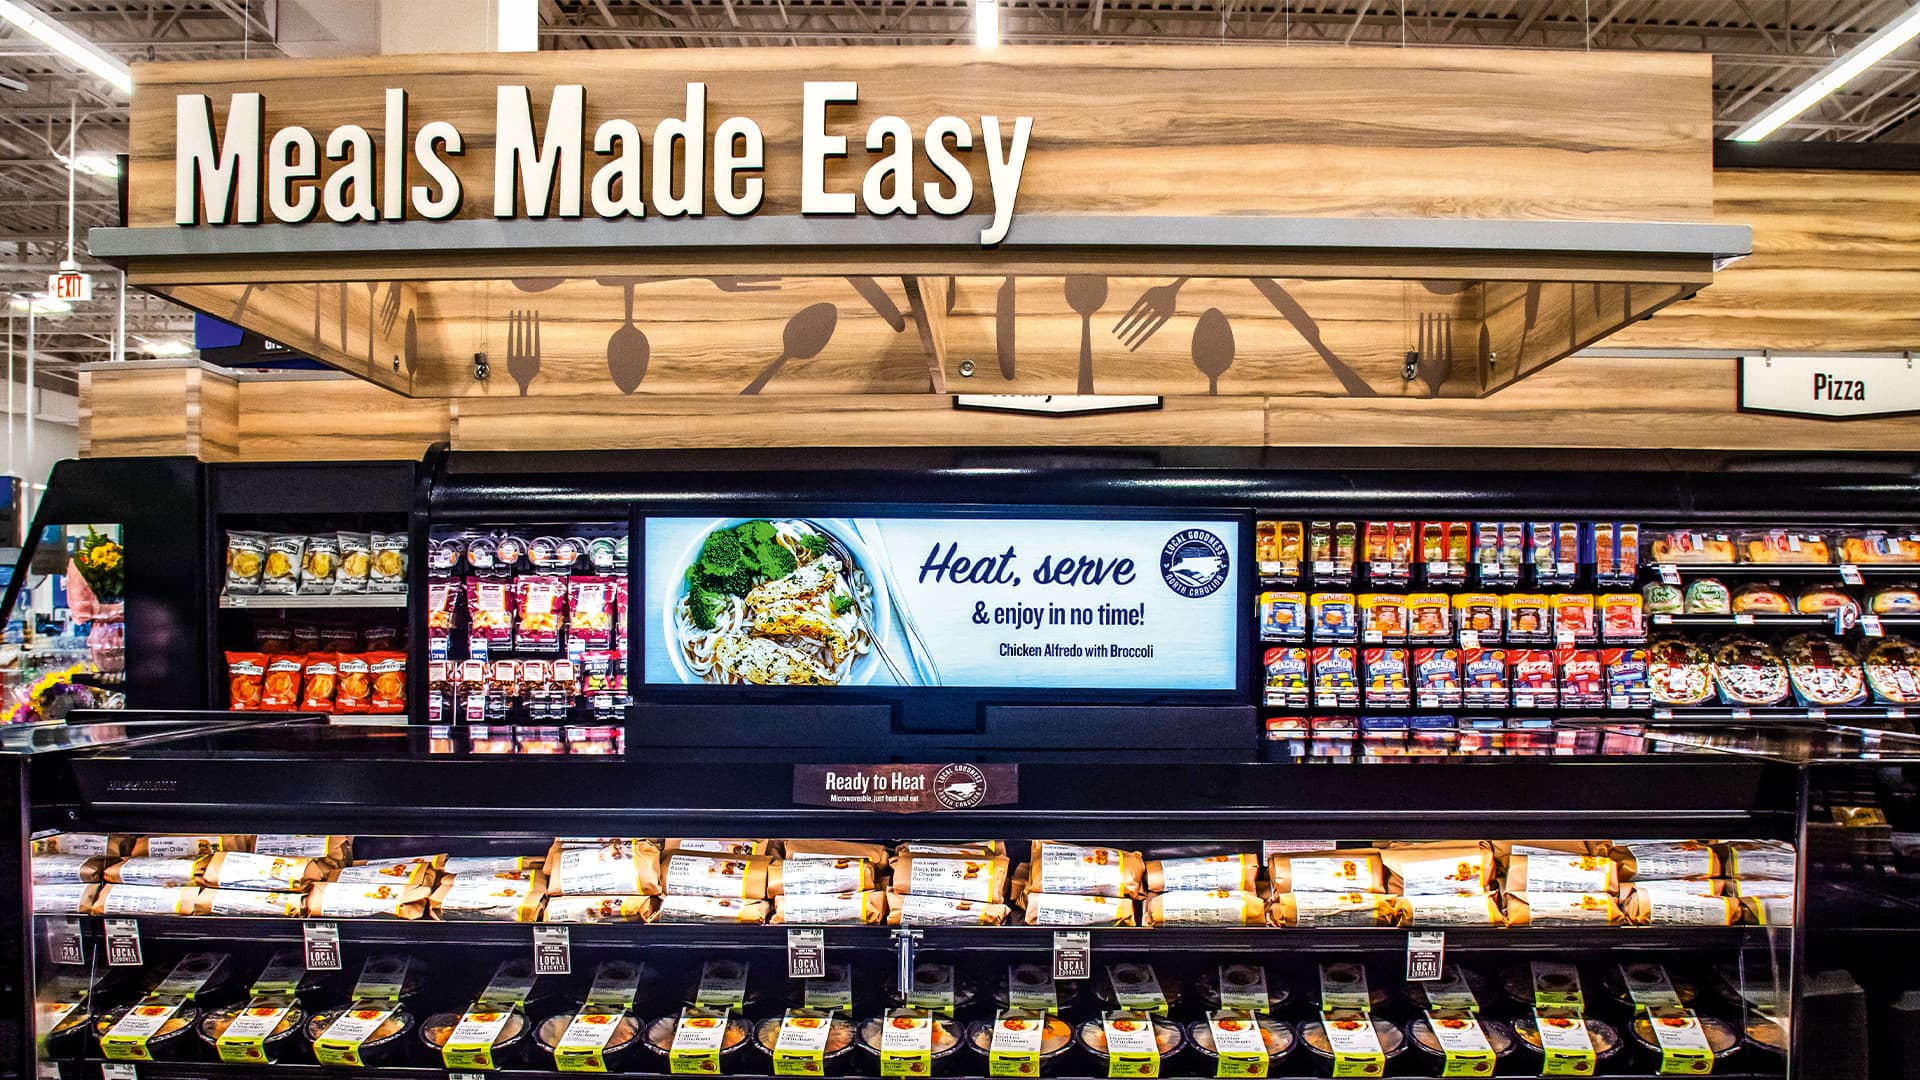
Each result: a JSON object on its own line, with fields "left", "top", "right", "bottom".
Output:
{"left": 699, "top": 529, "right": 747, "bottom": 574}
{"left": 720, "top": 565, "right": 761, "bottom": 596}
{"left": 800, "top": 532, "right": 831, "bottom": 557}
{"left": 757, "top": 542, "right": 798, "bottom": 579}
{"left": 741, "top": 520, "right": 778, "bottom": 547}
{"left": 687, "top": 585, "right": 724, "bottom": 630}
{"left": 831, "top": 594, "right": 854, "bottom": 615}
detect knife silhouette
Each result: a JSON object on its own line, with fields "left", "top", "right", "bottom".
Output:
{"left": 995, "top": 276, "right": 1016, "bottom": 379}
{"left": 1250, "top": 277, "right": 1377, "bottom": 397}
{"left": 846, "top": 276, "right": 905, "bottom": 332}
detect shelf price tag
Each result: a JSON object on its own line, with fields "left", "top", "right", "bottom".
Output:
{"left": 1652, "top": 614, "right": 1674, "bottom": 625}
{"left": 100, "top": 1064, "right": 137, "bottom": 1080}
{"left": 534, "top": 925, "right": 572, "bottom": 976}
{"left": 1658, "top": 565, "right": 1681, "bottom": 584}
{"left": 1862, "top": 615, "right": 1886, "bottom": 638}
{"left": 1841, "top": 564, "right": 1865, "bottom": 585}
{"left": 1405, "top": 931, "right": 1444, "bottom": 981}
{"left": 303, "top": 921, "right": 341, "bottom": 971}
{"left": 1458, "top": 630, "right": 1480, "bottom": 650}
{"left": 1053, "top": 931, "right": 1090, "bottom": 981}
{"left": 1808, "top": 707, "right": 1827, "bottom": 722}
{"left": 104, "top": 918, "right": 142, "bottom": 967}
{"left": 787, "top": 928, "right": 825, "bottom": 979}
{"left": 47, "top": 916, "right": 84, "bottom": 966}
{"left": 1733, "top": 613, "right": 1755, "bottom": 625}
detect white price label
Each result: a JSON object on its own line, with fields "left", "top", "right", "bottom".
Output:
{"left": 48, "top": 917, "right": 84, "bottom": 966}
{"left": 1658, "top": 565, "right": 1681, "bottom": 584}
{"left": 1406, "top": 930, "right": 1444, "bottom": 981}
{"left": 1052, "top": 931, "right": 1090, "bottom": 981}
{"left": 1459, "top": 630, "right": 1481, "bottom": 649}
{"left": 787, "top": 928, "right": 826, "bottom": 979}
{"left": 1653, "top": 613, "right": 1674, "bottom": 625}
{"left": 304, "top": 922, "right": 341, "bottom": 971}
{"left": 1734, "top": 613, "right": 1755, "bottom": 625}
{"left": 101, "top": 1064, "right": 137, "bottom": 1080}
{"left": 1862, "top": 615, "right": 1886, "bottom": 638}
{"left": 533, "top": 925, "right": 571, "bottom": 975}
{"left": 104, "top": 918, "right": 142, "bottom": 967}
{"left": 1841, "top": 564, "right": 1865, "bottom": 585}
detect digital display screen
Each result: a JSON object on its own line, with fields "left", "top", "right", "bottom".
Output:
{"left": 642, "top": 516, "right": 1241, "bottom": 690}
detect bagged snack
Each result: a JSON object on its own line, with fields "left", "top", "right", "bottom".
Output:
{"left": 570, "top": 577, "right": 618, "bottom": 648}
{"left": 469, "top": 582, "right": 515, "bottom": 645}
{"left": 336, "top": 533, "right": 373, "bottom": 593}
{"left": 1381, "top": 842, "right": 1495, "bottom": 896}
{"left": 1145, "top": 854, "right": 1258, "bottom": 894}
{"left": 260, "top": 535, "right": 306, "bottom": 595}
{"left": 301, "top": 654, "right": 339, "bottom": 711}
{"left": 1649, "top": 637, "right": 1714, "bottom": 705}
{"left": 369, "top": 533, "right": 408, "bottom": 593}
{"left": 1644, "top": 582, "right": 1684, "bottom": 615}
{"left": 1731, "top": 583, "right": 1791, "bottom": 615}
{"left": 649, "top": 896, "right": 770, "bottom": 924}
{"left": 1142, "top": 890, "right": 1264, "bottom": 926}
{"left": 662, "top": 852, "right": 771, "bottom": 899}
{"left": 888, "top": 854, "right": 1010, "bottom": 902}
{"left": 1685, "top": 579, "right": 1731, "bottom": 615}
{"left": 515, "top": 575, "right": 567, "bottom": 652}
{"left": 204, "top": 851, "right": 331, "bottom": 892}
{"left": 767, "top": 858, "right": 878, "bottom": 897}
{"left": 545, "top": 840, "right": 665, "bottom": 897}
{"left": 1026, "top": 841, "right": 1146, "bottom": 899}
{"left": 261, "top": 656, "right": 304, "bottom": 711}
{"left": 307, "top": 881, "right": 430, "bottom": 919}
{"left": 427, "top": 582, "right": 462, "bottom": 636}
{"left": 1503, "top": 892, "right": 1625, "bottom": 927}
{"left": 255, "top": 623, "right": 296, "bottom": 654}
{"left": 1019, "top": 893, "right": 1137, "bottom": 926}
{"left": 1269, "top": 893, "right": 1406, "bottom": 927}
{"left": 1712, "top": 635, "right": 1789, "bottom": 706}
{"left": 364, "top": 621, "right": 402, "bottom": 652}
{"left": 885, "top": 894, "right": 1011, "bottom": 926}
{"left": 290, "top": 623, "right": 322, "bottom": 653}
{"left": 1266, "top": 849, "right": 1385, "bottom": 894}
{"left": 1865, "top": 637, "right": 1920, "bottom": 704}
{"left": 368, "top": 652, "right": 407, "bottom": 714}
{"left": 320, "top": 625, "right": 361, "bottom": 653}
{"left": 227, "top": 652, "right": 267, "bottom": 710}
{"left": 333, "top": 655, "right": 372, "bottom": 713}
{"left": 225, "top": 531, "right": 270, "bottom": 595}
{"left": 543, "top": 895, "right": 659, "bottom": 923}
{"left": 300, "top": 535, "right": 341, "bottom": 594}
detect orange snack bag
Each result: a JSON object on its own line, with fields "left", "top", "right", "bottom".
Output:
{"left": 301, "top": 653, "right": 339, "bottom": 711}
{"left": 368, "top": 651, "right": 407, "bottom": 714}
{"left": 334, "top": 653, "right": 372, "bottom": 713}
{"left": 261, "top": 655, "right": 304, "bottom": 711}
{"left": 227, "top": 652, "right": 267, "bottom": 710}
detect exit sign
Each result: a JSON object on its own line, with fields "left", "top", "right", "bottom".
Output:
{"left": 48, "top": 272, "right": 91, "bottom": 303}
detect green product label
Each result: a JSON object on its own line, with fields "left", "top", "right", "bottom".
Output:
{"left": 1206, "top": 1012, "right": 1268, "bottom": 1078}
{"left": 440, "top": 1007, "right": 513, "bottom": 1070}
{"left": 249, "top": 951, "right": 304, "bottom": 998}
{"left": 215, "top": 999, "right": 292, "bottom": 1064}
{"left": 771, "top": 1010, "right": 833, "bottom": 1077}
{"left": 312, "top": 1005, "right": 398, "bottom": 1067}
{"left": 1532, "top": 1009, "right": 1597, "bottom": 1077}
{"left": 553, "top": 1009, "right": 626, "bottom": 1073}
{"left": 879, "top": 1009, "right": 934, "bottom": 1077}
{"left": 1102, "top": 1012, "right": 1161, "bottom": 1079}
{"left": 101, "top": 999, "right": 186, "bottom": 1063}
{"left": 988, "top": 1010, "right": 1045, "bottom": 1078}
{"left": 668, "top": 1007, "right": 731, "bottom": 1076}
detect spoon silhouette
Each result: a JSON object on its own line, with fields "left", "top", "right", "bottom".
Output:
{"left": 1191, "top": 307, "right": 1235, "bottom": 395}
{"left": 1064, "top": 275, "right": 1108, "bottom": 395}
{"left": 741, "top": 303, "right": 839, "bottom": 395}
{"left": 607, "top": 281, "right": 649, "bottom": 394}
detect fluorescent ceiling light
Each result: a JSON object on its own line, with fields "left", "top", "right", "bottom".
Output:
{"left": 9, "top": 294, "right": 70, "bottom": 314}
{"left": 975, "top": 0, "right": 999, "bottom": 48}
{"left": 0, "top": 0, "right": 132, "bottom": 95}
{"left": 141, "top": 339, "right": 193, "bottom": 357}
{"left": 1729, "top": 1, "right": 1920, "bottom": 141}
{"left": 56, "top": 151, "right": 117, "bottom": 177}
{"left": 496, "top": 0, "right": 539, "bottom": 51}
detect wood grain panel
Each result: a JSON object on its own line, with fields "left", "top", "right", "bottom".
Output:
{"left": 234, "top": 378, "right": 449, "bottom": 459}
{"left": 156, "top": 282, "right": 417, "bottom": 395}
{"left": 1608, "top": 169, "right": 1920, "bottom": 352}
{"left": 77, "top": 368, "right": 196, "bottom": 457}
{"left": 126, "top": 46, "right": 1712, "bottom": 229}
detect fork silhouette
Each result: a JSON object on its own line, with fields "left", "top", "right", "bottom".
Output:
{"left": 378, "top": 284, "right": 401, "bottom": 335}
{"left": 1112, "top": 277, "right": 1190, "bottom": 351}
{"left": 507, "top": 310, "right": 541, "bottom": 396}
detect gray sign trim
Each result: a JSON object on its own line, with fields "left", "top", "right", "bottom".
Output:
{"left": 88, "top": 215, "right": 1752, "bottom": 260}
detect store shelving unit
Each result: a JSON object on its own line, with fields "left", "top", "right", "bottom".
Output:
{"left": 217, "top": 595, "right": 410, "bottom": 610}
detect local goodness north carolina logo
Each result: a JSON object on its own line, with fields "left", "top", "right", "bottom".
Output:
{"left": 1159, "top": 529, "right": 1229, "bottom": 598}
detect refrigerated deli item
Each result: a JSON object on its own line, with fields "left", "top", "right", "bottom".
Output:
{"left": 1269, "top": 893, "right": 1408, "bottom": 928}
{"left": 1144, "top": 854, "right": 1259, "bottom": 893}
{"left": 1263, "top": 647, "right": 1310, "bottom": 707}
{"left": 105, "top": 856, "right": 208, "bottom": 888}
{"left": 766, "top": 857, "right": 878, "bottom": 897}
{"left": 1684, "top": 579, "right": 1731, "bottom": 615}
{"left": 1359, "top": 594, "right": 1407, "bottom": 640}
{"left": 33, "top": 882, "right": 98, "bottom": 913}
{"left": 1504, "top": 594, "right": 1551, "bottom": 643}
{"left": 1615, "top": 841, "right": 1721, "bottom": 881}
{"left": 662, "top": 852, "right": 772, "bottom": 899}
{"left": 1649, "top": 531, "right": 1736, "bottom": 565}
{"left": 1413, "top": 648, "right": 1463, "bottom": 708}
{"left": 542, "top": 896, "right": 658, "bottom": 923}
{"left": 1841, "top": 530, "right": 1920, "bottom": 565}
{"left": 884, "top": 894, "right": 1011, "bottom": 926}
{"left": 1864, "top": 637, "right": 1920, "bottom": 703}
{"left": 1649, "top": 637, "right": 1714, "bottom": 705}
{"left": 1266, "top": 849, "right": 1386, "bottom": 894}
{"left": 1258, "top": 592, "right": 1308, "bottom": 641}
{"left": 1506, "top": 853, "right": 1619, "bottom": 894}
{"left": 1363, "top": 647, "right": 1410, "bottom": 708}
{"left": 1503, "top": 892, "right": 1626, "bottom": 926}
{"left": 650, "top": 896, "right": 771, "bottom": 923}
{"left": 1729, "top": 583, "right": 1791, "bottom": 615}
{"left": 1406, "top": 1016, "right": 1517, "bottom": 1074}
{"left": 1796, "top": 586, "right": 1859, "bottom": 617}
{"left": 194, "top": 888, "right": 308, "bottom": 917}
{"left": 1452, "top": 593, "right": 1502, "bottom": 640}
{"left": 1311, "top": 646, "right": 1359, "bottom": 708}
{"left": 888, "top": 853, "right": 1010, "bottom": 902}
{"left": 1462, "top": 648, "right": 1509, "bottom": 708}
{"left": 202, "top": 852, "right": 330, "bottom": 892}
{"left": 1619, "top": 887, "right": 1743, "bottom": 926}
{"left": 86, "top": 885, "right": 201, "bottom": 916}
{"left": 1407, "top": 593, "right": 1452, "bottom": 641}
{"left": 544, "top": 840, "right": 665, "bottom": 897}
{"left": 1553, "top": 594, "right": 1598, "bottom": 643}
{"left": 1509, "top": 650, "right": 1558, "bottom": 708}
{"left": 1724, "top": 839, "right": 1797, "bottom": 880}
{"left": 1739, "top": 529, "right": 1830, "bottom": 565}
{"left": 33, "top": 833, "right": 132, "bottom": 858}
{"left": 1310, "top": 593, "right": 1357, "bottom": 641}
{"left": 1599, "top": 593, "right": 1645, "bottom": 642}
{"left": 131, "top": 835, "right": 253, "bottom": 858}
{"left": 306, "top": 882, "right": 430, "bottom": 919}
{"left": 1782, "top": 634, "right": 1869, "bottom": 705}
{"left": 1643, "top": 582, "right": 1684, "bottom": 615}
{"left": 33, "top": 852, "right": 112, "bottom": 884}
{"left": 1712, "top": 636, "right": 1790, "bottom": 705}
{"left": 1381, "top": 842, "right": 1495, "bottom": 896}
{"left": 1025, "top": 841, "right": 1146, "bottom": 898}
{"left": 429, "top": 873, "right": 547, "bottom": 922}
{"left": 1141, "top": 890, "right": 1264, "bottom": 926}
{"left": 770, "top": 890, "right": 888, "bottom": 925}
{"left": 1871, "top": 585, "right": 1920, "bottom": 614}
{"left": 1400, "top": 893, "right": 1507, "bottom": 926}
{"left": 1019, "top": 892, "right": 1138, "bottom": 926}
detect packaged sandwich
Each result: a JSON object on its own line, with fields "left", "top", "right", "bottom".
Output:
{"left": 429, "top": 874, "right": 545, "bottom": 922}
{"left": 542, "top": 895, "right": 658, "bottom": 923}
{"left": 203, "top": 851, "right": 331, "bottom": 892}
{"left": 1505, "top": 853, "right": 1618, "bottom": 894}
{"left": 1503, "top": 892, "right": 1625, "bottom": 927}
{"left": 307, "top": 881, "right": 430, "bottom": 919}
{"left": 1614, "top": 841, "right": 1720, "bottom": 881}
{"left": 1871, "top": 585, "right": 1920, "bottom": 615}
{"left": 1648, "top": 531, "right": 1736, "bottom": 565}
{"left": 32, "top": 853, "right": 108, "bottom": 883}
{"left": 768, "top": 858, "right": 878, "bottom": 897}
{"left": 783, "top": 840, "right": 889, "bottom": 862}
{"left": 1742, "top": 529, "right": 1831, "bottom": 565}
{"left": 661, "top": 852, "right": 771, "bottom": 899}
{"left": 1142, "top": 890, "right": 1264, "bottom": 926}
{"left": 896, "top": 841, "right": 1005, "bottom": 857}
{"left": 1019, "top": 893, "right": 1137, "bottom": 926}
{"left": 225, "top": 531, "right": 269, "bottom": 594}
{"left": 32, "top": 833, "right": 131, "bottom": 858}
{"left": 885, "top": 894, "right": 1011, "bottom": 926}
{"left": 1619, "top": 888, "right": 1741, "bottom": 927}
{"left": 105, "top": 855, "right": 208, "bottom": 888}
{"left": 87, "top": 884, "right": 201, "bottom": 916}
{"left": 770, "top": 890, "right": 887, "bottom": 925}
{"left": 1731, "top": 583, "right": 1791, "bottom": 615}
{"left": 1266, "top": 849, "right": 1385, "bottom": 894}
{"left": 648, "top": 896, "right": 770, "bottom": 924}
{"left": 1381, "top": 842, "right": 1495, "bottom": 896}
{"left": 256, "top": 834, "right": 353, "bottom": 863}
{"left": 1145, "top": 854, "right": 1259, "bottom": 894}
{"left": 1400, "top": 894, "right": 1506, "bottom": 927}
{"left": 33, "top": 882, "right": 98, "bottom": 914}
{"left": 1840, "top": 531, "right": 1920, "bottom": 565}
{"left": 194, "top": 888, "right": 309, "bottom": 917}
{"left": 1269, "top": 893, "right": 1406, "bottom": 928}
{"left": 545, "top": 840, "right": 665, "bottom": 897}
